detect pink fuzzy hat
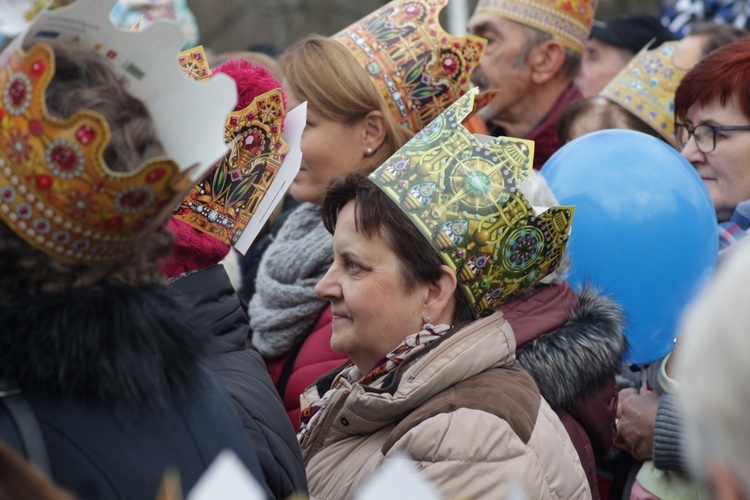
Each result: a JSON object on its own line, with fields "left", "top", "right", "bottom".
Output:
{"left": 161, "top": 59, "right": 284, "bottom": 279}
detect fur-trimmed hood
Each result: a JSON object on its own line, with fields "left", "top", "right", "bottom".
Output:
{"left": 501, "top": 283, "right": 627, "bottom": 413}
{"left": 0, "top": 286, "right": 209, "bottom": 412}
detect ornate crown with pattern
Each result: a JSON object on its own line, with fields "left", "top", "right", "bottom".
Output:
{"left": 333, "top": 0, "right": 486, "bottom": 132}
{"left": 0, "top": 0, "right": 236, "bottom": 264}
{"left": 173, "top": 47, "right": 289, "bottom": 247}
{"left": 600, "top": 41, "right": 694, "bottom": 147}
{"left": 474, "top": 0, "right": 596, "bottom": 54}
{"left": 370, "top": 90, "right": 574, "bottom": 318}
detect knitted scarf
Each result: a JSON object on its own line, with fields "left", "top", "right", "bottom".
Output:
{"left": 249, "top": 203, "right": 333, "bottom": 357}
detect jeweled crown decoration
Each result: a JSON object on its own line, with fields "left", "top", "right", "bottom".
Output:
{"left": 370, "top": 90, "right": 574, "bottom": 318}
{"left": 0, "top": 0, "right": 236, "bottom": 264}
{"left": 474, "top": 0, "right": 595, "bottom": 54}
{"left": 173, "top": 47, "right": 289, "bottom": 246}
{"left": 333, "top": 0, "right": 486, "bottom": 132}
{"left": 599, "top": 41, "right": 694, "bottom": 147}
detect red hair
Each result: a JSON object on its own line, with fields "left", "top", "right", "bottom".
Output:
{"left": 675, "top": 37, "right": 750, "bottom": 121}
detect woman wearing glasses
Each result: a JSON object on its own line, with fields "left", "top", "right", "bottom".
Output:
{"left": 615, "top": 38, "right": 750, "bottom": 500}
{"left": 675, "top": 37, "right": 750, "bottom": 252}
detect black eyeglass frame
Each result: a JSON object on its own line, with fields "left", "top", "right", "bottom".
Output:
{"left": 675, "top": 121, "right": 750, "bottom": 153}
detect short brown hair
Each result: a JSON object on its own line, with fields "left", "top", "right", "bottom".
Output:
{"left": 322, "top": 170, "right": 473, "bottom": 323}
{"left": 556, "top": 96, "right": 666, "bottom": 144}
{"left": 0, "top": 48, "right": 171, "bottom": 303}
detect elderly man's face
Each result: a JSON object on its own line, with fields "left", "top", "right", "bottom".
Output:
{"left": 468, "top": 13, "right": 534, "bottom": 120}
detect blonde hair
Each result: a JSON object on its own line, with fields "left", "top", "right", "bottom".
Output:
{"left": 280, "top": 35, "right": 412, "bottom": 173}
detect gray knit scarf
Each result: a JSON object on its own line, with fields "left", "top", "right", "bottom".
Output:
{"left": 249, "top": 203, "right": 333, "bottom": 357}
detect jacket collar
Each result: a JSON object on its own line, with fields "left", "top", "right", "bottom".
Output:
{"left": 0, "top": 286, "right": 209, "bottom": 413}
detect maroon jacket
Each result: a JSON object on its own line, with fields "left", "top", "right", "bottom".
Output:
{"left": 489, "top": 84, "right": 583, "bottom": 170}
{"left": 265, "top": 306, "right": 347, "bottom": 432}
{"left": 498, "top": 282, "right": 626, "bottom": 499}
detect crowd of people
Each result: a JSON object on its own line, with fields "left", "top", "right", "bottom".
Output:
{"left": 1, "top": 0, "right": 750, "bottom": 499}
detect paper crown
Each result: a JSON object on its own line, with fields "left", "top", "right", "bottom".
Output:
{"left": 173, "top": 47, "right": 289, "bottom": 248}
{"left": 0, "top": 0, "right": 236, "bottom": 264}
{"left": 370, "top": 90, "right": 574, "bottom": 318}
{"left": 333, "top": 0, "right": 486, "bottom": 132}
{"left": 599, "top": 41, "right": 693, "bottom": 147}
{"left": 474, "top": 0, "right": 595, "bottom": 54}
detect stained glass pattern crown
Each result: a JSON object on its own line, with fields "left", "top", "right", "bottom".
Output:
{"left": 370, "top": 90, "right": 575, "bottom": 318}
{"left": 334, "top": 0, "right": 486, "bottom": 132}
{"left": 0, "top": 0, "right": 236, "bottom": 264}
{"left": 173, "top": 47, "right": 289, "bottom": 247}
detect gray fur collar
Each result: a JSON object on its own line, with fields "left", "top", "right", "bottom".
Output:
{"left": 515, "top": 285, "right": 627, "bottom": 413}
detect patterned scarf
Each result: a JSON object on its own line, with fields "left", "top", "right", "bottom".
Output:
{"left": 718, "top": 199, "right": 750, "bottom": 252}
{"left": 298, "top": 323, "right": 451, "bottom": 440}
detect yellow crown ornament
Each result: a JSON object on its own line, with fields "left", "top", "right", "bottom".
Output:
{"left": 474, "top": 0, "right": 596, "bottom": 54}
{"left": 600, "top": 41, "right": 695, "bottom": 148}
{"left": 333, "top": 0, "right": 486, "bottom": 132}
{"left": 370, "top": 89, "right": 574, "bottom": 318}
{"left": 0, "top": 0, "right": 236, "bottom": 264}
{"left": 173, "top": 46, "right": 290, "bottom": 248}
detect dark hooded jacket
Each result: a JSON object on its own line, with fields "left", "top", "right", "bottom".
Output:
{"left": 0, "top": 285, "right": 265, "bottom": 500}
{"left": 498, "top": 282, "right": 627, "bottom": 499}
{"left": 169, "top": 264, "right": 307, "bottom": 499}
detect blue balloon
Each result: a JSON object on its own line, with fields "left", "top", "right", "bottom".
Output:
{"left": 542, "top": 130, "right": 718, "bottom": 365}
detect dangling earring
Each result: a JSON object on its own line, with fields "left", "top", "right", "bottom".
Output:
{"left": 422, "top": 314, "right": 434, "bottom": 331}
{"left": 364, "top": 147, "right": 374, "bottom": 157}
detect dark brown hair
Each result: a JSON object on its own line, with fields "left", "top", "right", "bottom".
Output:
{"left": 322, "top": 170, "right": 473, "bottom": 323}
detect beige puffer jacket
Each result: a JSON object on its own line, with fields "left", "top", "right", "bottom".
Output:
{"left": 299, "top": 313, "right": 591, "bottom": 499}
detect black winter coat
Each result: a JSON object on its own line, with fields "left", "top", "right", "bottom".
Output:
{"left": 170, "top": 264, "right": 307, "bottom": 499}
{"left": 0, "top": 285, "right": 265, "bottom": 499}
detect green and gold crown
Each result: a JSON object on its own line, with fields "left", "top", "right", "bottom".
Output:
{"left": 0, "top": 0, "right": 236, "bottom": 264}
{"left": 333, "top": 0, "right": 486, "bottom": 132}
{"left": 370, "top": 90, "right": 574, "bottom": 318}
{"left": 173, "top": 47, "right": 289, "bottom": 247}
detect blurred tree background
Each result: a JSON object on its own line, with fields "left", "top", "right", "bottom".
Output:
{"left": 188, "top": 0, "right": 661, "bottom": 57}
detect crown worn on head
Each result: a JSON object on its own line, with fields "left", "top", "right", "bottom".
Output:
{"left": 474, "top": 0, "right": 595, "bottom": 54}
{"left": 599, "top": 41, "right": 694, "bottom": 147}
{"left": 370, "top": 90, "right": 574, "bottom": 318}
{"left": 0, "top": 0, "right": 236, "bottom": 264}
{"left": 173, "top": 46, "right": 289, "bottom": 247}
{"left": 334, "top": 0, "right": 486, "bottom": 132}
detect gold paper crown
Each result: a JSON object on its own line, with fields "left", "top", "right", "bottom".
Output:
{"left": 333, "top": 0, "right": 486, "bottom": 132}
{"left": 0, "top": 0, "right": 236, "bottom": 264}
{"left": 599, "top": 41, "right": 693, "bottom": 147}
{"left": 173, "top": 47, "right": 289, "bottom": 246}
{"left": 370, "top": 90, "right": 574, "bottom": 318}
{"left": 474, "top": 0, "right": 595, "bottom": 54}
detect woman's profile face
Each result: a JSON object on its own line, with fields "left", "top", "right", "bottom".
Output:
{"left": 284, "top": 82, "right": 368, "bottom": 205}
{"left": 680, "top": 94, "right": 750, "bottom": 222}
{"left": 314, "top": 201, "right": 431, "bottom": 373}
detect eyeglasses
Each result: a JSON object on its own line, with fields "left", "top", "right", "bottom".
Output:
{"left": 675, "top": 121, "right": 750, "bottom": 153}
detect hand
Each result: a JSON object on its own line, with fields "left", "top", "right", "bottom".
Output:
{"left": 615, "top": 387, "right": 660, "bottom": 461}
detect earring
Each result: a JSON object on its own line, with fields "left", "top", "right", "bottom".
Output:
{"left": 422, "top": 314, "right": 434, "bottom": 331}
{"left": 364, "top": 147, "right": 374, "bottom": 157}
